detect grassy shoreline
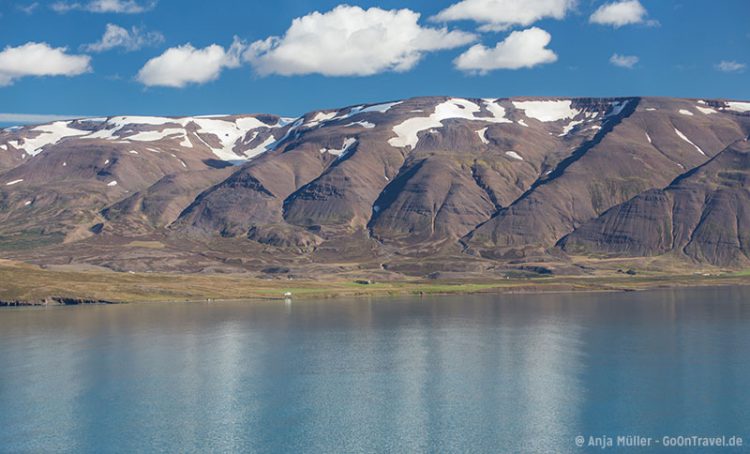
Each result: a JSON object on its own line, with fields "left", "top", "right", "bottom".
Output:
{"left": 2, "top": 259, "right": 750, "bottom": 305}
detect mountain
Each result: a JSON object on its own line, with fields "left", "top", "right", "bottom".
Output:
{"left": 560, "top": 139, "right": 750, "bottom": 266}
{"left": 1, "top": 97, "right": 749, "bottom": 277}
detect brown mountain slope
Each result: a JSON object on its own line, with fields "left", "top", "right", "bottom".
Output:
{"left": 102, "top": 167, "right": 236, "bottom": 234}
{"left": 560, "top": 138, "right": 750, "bottom": 266}
{"left": 179, "top": 97, "right": 623, "bottom": 248}
{"left": 463, "top": 98, "right": 750, "bottom": 259}
{"left": 0, "top": 114, "right": 288, "bottom": 243}
{"left": 1, "top": 97, "right": 749, "bottom": 274}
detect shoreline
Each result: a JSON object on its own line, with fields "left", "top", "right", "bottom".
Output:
{"left": 2, "top": 266, "right": 750, "bottom": 307}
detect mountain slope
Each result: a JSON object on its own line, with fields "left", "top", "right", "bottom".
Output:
{"left": 463, "top": 98, "right": 749, "bottom": 259}
{"left": 560, "top": 138, "right": 750, "bottom": 266}
{"left": 1, "top": 97, "right": 749, "bottom": 274}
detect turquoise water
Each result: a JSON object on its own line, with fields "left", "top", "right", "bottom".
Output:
{"left": 1, "top": 287, "right": 749, "bottom": 453}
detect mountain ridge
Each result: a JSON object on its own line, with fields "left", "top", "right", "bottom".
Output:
{"left": 1, "top": 96, "right": 749, "bottom": 277}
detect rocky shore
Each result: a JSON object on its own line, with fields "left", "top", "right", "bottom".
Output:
{"left": 0, "top": 297, "right": 119, "bottom": 307}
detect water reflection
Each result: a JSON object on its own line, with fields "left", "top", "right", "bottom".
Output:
{"left": 1, "top": 287, "right": 749, "bottom": 453}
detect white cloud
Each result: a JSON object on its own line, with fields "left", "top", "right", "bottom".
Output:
{"left": 715, "top": 60, "right": 746, "bottom": 73}
{"left": 432, "top": 0, "right": 576, "bottom": 32}
{"left": 609, "top": 53, "right": 639, "bottom": 68}
{"left": 52, "top": 0, "right": 155, "bottom": 13}
{"left": 136, "top": 38, "right": 244, "bottom": 88}
{"left": 245, "top": 5, "right": 477, "bottom": 77}
{"left": 84, "top": 23, "right": 164, "bottom": 52}
{"left": 0, "top": 42, "right": 91, "bottom": 86}
{"left": 454, "top": 27, "right": 557, "bottom": 74}
{"left": 590, "top": 0, "right": 649, "bottom": 27}
{"left": 18, "top": 2, "right": 39, "bottom": 14}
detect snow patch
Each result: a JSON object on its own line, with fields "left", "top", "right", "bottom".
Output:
{"left": 306, "top": 111, "right": 338, "bottom": 128}
{"left": 606, "top": 101, "right": 629, "bottom": 118}
{"left": 41, "top": 115, "right": 280, "bottom": 162}
{"left": 645, "top": 108, "right": 657, "bottom": 111}
{"left": 696, "top": 106, "right": 716, "bottom": 115}
{"left": 80, "top": 128, "right": 118, "bottom": 140}
{"left": 505, "top": 151, "right": 524, "bottom": 161}
{"left": 389, "top": 98, "right": 511, "bottom": 149}
{"left": 276, "top": 117, "right": 296, "bottom": 127}
{"left": 351, "top": 101, "right": 402, "bottom": 116}
{"left": 6, "top": 179, "right": 23, "bottom": 186}
{"left": 321, "top": 138, "right": 357, "bottom": 158}
{"left": 362, "top": 101, "right": 401, "bottom": 114}
{"left": 126, "top": 128, "right": 186, "bottom": 143}
{"left": 128, "top": 150, "right": 139, "bottom": 155}
{"left": 559, "top": 119, "right": 584, "bottom": 136}
{"left": 726, "top": 102, "right": 750, "bottom": 113}
{"left": 477, "top": 127, "right": 489, "bottom": 144}
{"left": 245, "top": 136, "right": 275, "bottom": 160}
{"left": 190, "top": 118, "right": 262, "bottom": 160}
{"left": 338, "top": 101, "right": 402, "bottom": 121}
{"left": 512, "top": 100, "right": 579, "bottom": 122}
{"left": 24, "top": 201, "right": 32, "bottom": 206}
{"left": 674, "top": 129, "right": 705, "bottom": 155}
{"left": 107, "top": 116, "right": 176, "bottom": 128}
{"left": 518, "top": 119, "right": 529, "bottom": 127}
{"left": 645, "top": 132, "right": 652, "bottom": 143}
{"left": 242, "top": 131, "right": 259, "bottom": 145}
{"left": 482, "top": 99, "right": 512, "bottom": 123}
{"left": 17, "top": 121, "right": 89, "bottom": 156}
{"left": 345, "top": 121, "right": 375, "bottom": 129}
{"left": 235, "top": 117, "right": 269, "bottom": 130}
{"left": 678, "top": 109, "right": 694, "bottom": 116}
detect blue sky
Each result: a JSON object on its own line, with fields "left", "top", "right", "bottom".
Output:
{"left": 0, "top": 0, "right": 748, "bottom": 121}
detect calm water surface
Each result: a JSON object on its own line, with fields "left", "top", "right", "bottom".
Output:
{"left": 1, "top": 287, "right": 749, "bottom": 453}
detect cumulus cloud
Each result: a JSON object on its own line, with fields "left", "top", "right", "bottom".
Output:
{"left": 454, "top": 27, "right": 557, "bottom": 74}
{"left": 245, "top": 5, "right": 477, "bottom": 77}
{"left": 432, "top": 0, "right": 576, "bottom": 32}
{"left": 0, "top": 42, "right": 91, "bottom": 86}
{"left": 609, "top": 53, "right": 639, "bottom": 68}
{"left": 84, "top": 23, "right": 164, "bottom": 52}
{"left": 52, "top": 0, "right": 155, "bottom": 13}
{"left": 589, "top": 0, "right": 649, "bottom": 27}
{"left": 715, "top": 60, "right": 746, "bottom": 73}
{"left": 136, "top": 38, "right": 244, "bottom": 88}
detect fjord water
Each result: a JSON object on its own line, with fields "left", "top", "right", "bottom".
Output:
{"left": 1, "top": 288, "right": 749, "bottom": 453}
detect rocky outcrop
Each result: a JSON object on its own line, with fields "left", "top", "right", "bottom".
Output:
{"left": 0, "top": 297, "right": 119, "bottom": 306}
